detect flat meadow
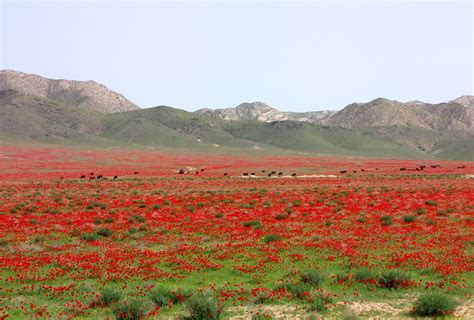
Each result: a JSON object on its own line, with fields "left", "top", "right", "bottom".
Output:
{"left": 0, "top": 146, "right": 472, "bottom": 319}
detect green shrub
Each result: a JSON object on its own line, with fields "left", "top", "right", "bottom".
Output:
{"left": 308, "top": 293, "right": 333, "bottom": 312}
{"left": 276, "top": 283, "right": 311, "bottom": 300}
{"left": 275, "top": 214, "right": 287, "bottom": 220}
{"left": 425, "top": 200, "right": 438, "bottom": 206}
{"left": 300, "top": 270, "right": 324, "bottom": 286}
{"left": 253, "top": 291, "right": 271, "bottom": 304}
{"left": 380, "top": 215, "right": 392, "bottom": 226}
{"left": 262, "top": 234, "right": 282, "bottom": 244}
{"left": 185, "top": 291, "right": 221, "bottom": 319}
{"left": 242, "top": 220, "right": 262, "bottom": 229}
{"left": 96, "top": 228, "right": 112, "bottom": 237}
{"left": 80, "top": 232, "right": 99, "bottom": 242}
{"left": 112, "top": 297, "right": 151, "bottom": 320}
{"left": 354, "top": 268, "right": 375, "bottom": 283}
{"left": 91, "top": 287, "right": 121, "bottom": 307}
{"left": 150, "top": 287, "right": 176, "bottom": 307}
{"left": 416, "top": 208, "right": 427, "bottom": 215}
{"left": 378, "top": 269, "right": 410, "bottom": 289}
{"left": 403, "top": 215, "right": 417, "bottom": 223}
{"left": 413, "top": 292, "right": 458, "bottom": 317}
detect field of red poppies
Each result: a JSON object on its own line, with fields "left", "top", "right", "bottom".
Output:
{"left": 0, "top": 146, "right": 473, "bottom": 319}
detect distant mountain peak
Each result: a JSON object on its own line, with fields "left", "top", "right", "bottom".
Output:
{"left": 195, "top": 101, "right": 336, "bottom": 124}
{"left": 0, "top": 69, "right": 139, "bottom": 113}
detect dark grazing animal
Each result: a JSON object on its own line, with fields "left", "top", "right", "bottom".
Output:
{"left": 278, "top": 172, "right": 283, "bottom": 176}
{"left": 223, "top": 173, "right": 228, "bottom": 176}
{"left": 97, "top": 175, "right": 103, "bottom": 179}
{"left": 80, "top": 175, "right": 86, "bottom": 179}
{"left": 340, "top": 170, "right": 347, "bottom": 174}
{"left": 291, "top": 173, "right": 297, "bottom": 177}
{"left": 113, "top": 175, "right": 118, "bottom": 179}
{"left": 243, "top": 173, "right": 249, "bottom": 176}
{"left": 179, "top": 170, "right": 185, "bottom": 174}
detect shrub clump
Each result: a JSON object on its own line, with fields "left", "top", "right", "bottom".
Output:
{"left": 112, "top": 297, "right": 151, "bottom": 320}
{"left": 185, "top": 291, "right": 221, "bottom": 319}
{"left": 96, "top": 227, "right": 113, "bottom": 237}
{"left": 242, "top": 220, "right": 262, "bottom": 229}
{"left": 262, "top": 234, "right": 282, "bottom": 244}
{"left": 90, "top": 287, "right": 121, "bottom": 307}
{"left": 412, "top": 292, "right": 458, "bottom": 317}
{"left": 354, "top": 268, "right": 375, "bottom": 283}
{"left": 150, "top": 287, "right": 176, "bottom": 307}
{"left": 308, "top": 292, "right": 333, "bottom": 312}
{"left": 300, "top": 270, "right": 324, "bottom": 287}
{"left": 378, "top": 269, "right": 410, "bottom": 289}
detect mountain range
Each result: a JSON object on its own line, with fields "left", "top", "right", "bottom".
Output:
{"left": 1, "top": 70, "right": 473, "bottom": 160}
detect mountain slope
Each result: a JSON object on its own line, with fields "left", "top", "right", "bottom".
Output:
{"left": 0, "top": 70, "right": 139, "bottom": 113}
{"left": 196, "top": 102, "right": 336, "bottom": 124}
{"left": 327, "top": 97, "right": 474, "bottom": 134}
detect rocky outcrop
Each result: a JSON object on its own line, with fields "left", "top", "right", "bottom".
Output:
{"left": 0, "top": 70, "right": 139, "bottom": 113}
{"left": 196, "top": 102, "right": 336, "bottom": 124}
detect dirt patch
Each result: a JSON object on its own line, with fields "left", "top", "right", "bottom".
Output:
{"left": 228, "top": 304, "right": 311, "bottom": 319}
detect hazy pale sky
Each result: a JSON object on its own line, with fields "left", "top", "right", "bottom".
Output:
{"left": 1, "top": 0, "right": 472, "bottom": 111}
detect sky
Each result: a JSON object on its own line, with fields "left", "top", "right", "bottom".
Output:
{"left": 1, "top": 0, "right": 472, "bottom": 111}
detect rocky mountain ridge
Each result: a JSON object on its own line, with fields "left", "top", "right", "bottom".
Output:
{"left": 196, "top": 102, "right": 336, "bottom": 124}
{"left": 0, "top": 70, "right": 139, "bottom": 113}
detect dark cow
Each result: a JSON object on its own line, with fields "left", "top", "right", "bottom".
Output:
{"left": 200, "top": 168, "right": 205, "bottom": 172}
{"left": 223, "top": 173, "right": 228, "bottom": 176}
{"left": 243, "top": 173, "right": 249, "bottom": 176}
{"left": 271, "top": 171, "right": 276, "bottom": 175}
{"left": 97, "top": 175, "right": 103, "bottom": 179}
{"left": 179, "top": 170, "right": 185, "bottom": 174}
{"left": 80, "top": 175, "right": 86, "bottom": 179}
{"left": 251, "top": 172, "right": 256, "bottom": 176}
{"left": 278, "top": 172, "right": 283, "bottom": 176}
{"left": 261, "top": 170, "right": 266, "bottom": 173}
{"left": 291, "top": 173, "right": 297, "bottom": 177}
{"left": 113, "top": 175, "right": 118, "bottom": 179}
{"left": 89, "top": 176, "right": 95, "bottom": 180}
{"left": 340, "top": 170, "right": 347, "bottom": 174}
{"left": 400, "top": 168, "right": 407, "bottom": 171}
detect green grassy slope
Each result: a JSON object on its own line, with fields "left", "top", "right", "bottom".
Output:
{"left": 1, "top": 91, "right": 472, "bottom": 160}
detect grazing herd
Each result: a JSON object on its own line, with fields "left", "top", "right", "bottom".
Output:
{"left": 79, "top": 172, "right": 119, "bottom": 180}
{"left": 78, "top": 163, "right": 467, "bottom": 180}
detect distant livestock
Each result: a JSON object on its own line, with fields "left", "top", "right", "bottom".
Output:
{"left": 179, "top": 170, "right": 185, "bottom": 174}
{"left": 291, "top": 173, "right": 297, "bottom": 177}
{"left": 80, "top": 175, "right": 86, "bottom": 179}
{"left": 340, "top": 170, "right": 347, "bottom": 174}
{"left": 113, "top": 175, "right": 118, "bottom": 179}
